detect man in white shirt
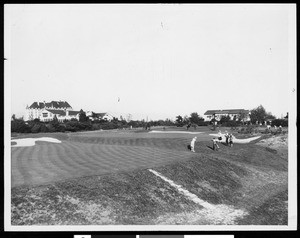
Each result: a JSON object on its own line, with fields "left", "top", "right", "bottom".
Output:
{"left": 190, "top": 137, "right": 197, "bottom": 152}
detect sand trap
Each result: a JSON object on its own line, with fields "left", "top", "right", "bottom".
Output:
{"left": 11, "top": 137, "right": 62, "bottom": 147}
{"left": 149, "top": 169, "right": 248, "bottom": 224}
{"left": 150, "top": 130, "right": 203, "bottom": 134}
{"left": 209, "top": 133, "right": 261, "bottom": 144}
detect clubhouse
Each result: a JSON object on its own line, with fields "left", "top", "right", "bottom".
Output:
{"left": 25, "top": 101, "right": 113, "bottom": 122}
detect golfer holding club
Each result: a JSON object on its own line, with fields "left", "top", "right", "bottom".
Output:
{"left": 191, "top": 136, "right": 197, "bottom": 152}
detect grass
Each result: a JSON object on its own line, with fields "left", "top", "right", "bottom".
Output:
{"left": 11, "top": 130, "right": 288, "bottom": 225}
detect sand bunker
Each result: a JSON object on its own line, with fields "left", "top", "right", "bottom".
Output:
{"left": 209, "top": 133, "right": 261, "bottom": 144}
{"left": 150, "top": 130, "right": 203, "bottom": 134}
{"left": 11, "top": 137, "right": 62, "bottom": 147}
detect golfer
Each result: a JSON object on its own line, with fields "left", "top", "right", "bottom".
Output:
{"left": 229, "top": 134, "right": 233, "bottom": 147}
{"left": 224, "top": 131, "right": 229, "bottom": 145}
{"left": 190, "top": 137, "right": 197, "bottom": 152}
{"left": 212, "top": 138, "right": 220, "bottom": 151}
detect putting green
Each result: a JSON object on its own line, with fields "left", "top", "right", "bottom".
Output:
{"left": 11, "top": 132, "right": 199, "bottom": 187}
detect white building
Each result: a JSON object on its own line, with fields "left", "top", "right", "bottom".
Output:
{"left": 25, "top": 101, "right": 73, "bottom": 121}
{"left": 25, "top": 101, "right": 113, "bottom": 122}
{"left": 40, "top": 108, "right": 81, "bottom": 122}
{"left": 203, "top": 109, "right": 251, "bottom": 122}
{"left": 86, "top": 111, "right": 114, "bottom": 121}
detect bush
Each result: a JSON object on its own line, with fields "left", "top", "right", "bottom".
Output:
{"left": 100, "top": 122, "right": 119, "bottom": 130}
{"left": 57, "top": 124, "right": 66, "bottom": 132}
{"left": 40, "top": 124, "right": 49, "bottom": 133}
{"left": 271, "top": 119, "right": 288, "bottom": 127}
{"left": 30, "top": 123, "right": 41, "bottom": 133}
{"left": 11, "top": 119, "right": 30, "bottom": 133}
{"left": 238, "top": 125, "right": 257, "bottom": 134}
{"left": 65, "top": 121, "right": 78, "bottom": 132}
{"left": 198, "top": 121, "right": 209, "bottom": 126}
{"left": 46, "top": 123, "right": 57, "bottom": 132}
{"left": 92, "top": 123, "right": 101, "bottom": 130}
{"left": 222, "top": 121, "right": 240, "bottom": 127}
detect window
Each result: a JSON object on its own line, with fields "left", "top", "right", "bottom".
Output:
{"left": 42, "top": 113, "right": 48, "bottom": 117}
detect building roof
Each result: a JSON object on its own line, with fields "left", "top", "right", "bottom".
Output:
{"left": 28, "top": 101, "right": 72, "bottom": 109}
{"left": 68, "top": 111, "right": 80, "bottom": 116}
{"left": 86, "top": 112, "right": 108, "bottom": 118}
{"left": 96, "top": 113, "right": 108, "bottom": 117}
{"left": 204, "top": 110, "right": 222, "bottom": 115}
{"left": 204, "top": 109, "right": 249, "bottom": 115}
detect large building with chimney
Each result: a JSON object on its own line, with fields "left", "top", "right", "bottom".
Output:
{"left": 25, "top": 101, "right": 113, "bottom": 122}
{"left": 25, "top": 101, "right": 78, "bottom": 122}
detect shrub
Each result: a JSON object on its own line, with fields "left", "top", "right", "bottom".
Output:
{"left": 238, "top": 125, "right": 257, "bottom": 134}
{"left": 271, "top": 119, "right": 288, "bottom": 127}
{"left": 46, "top": 123, "right": 57, "bottom": 132}
{"left": 11, "top": 119, "right": 30, "bottom": 133}
{"left": 222, "top": 121, "right": 240, "bottom": 127}
{"left": 92, "top": 123, "right": 101, "bottom": 130}
{"left": 40, "top": 124, "right": 49, "bottom": 133}
{"left": 198, "top": 121, "right": 209, "bottom": 126}
{"left": 65, "top": 121, "right": 78, "bottom": 132}
{"left": 30, "top": 124, "right": 41, "bottom": 133}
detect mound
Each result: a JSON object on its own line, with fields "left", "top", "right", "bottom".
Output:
{"left": 11, "top": 152, "right": 287, "bottom": 225}
{"left": 256, "top": 134, "right": 288, "bottom": 160}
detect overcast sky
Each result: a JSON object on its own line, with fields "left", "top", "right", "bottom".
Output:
{"left": 5, "top": 4, "right": 296, "bottom": 121}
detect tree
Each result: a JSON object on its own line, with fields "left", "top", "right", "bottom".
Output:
{"left": 126, "top": 114, "right": 132, "bottom": 122}
{"left": 189, "top": 112, "right": 204, "bottom": 125}
{"left": 212, "top": 113, "right": 217, "bottom": 130}
{"left": 238, "top": 111, "right": 248, "bottom": 124}
{"left": 220, "top": 115, "right": 230, "bottom": 124}
{"left": 265, "top": 112, "right": 276, "bottom": 120}
{"left": 52, "top": 115, "right": 59, "bottom": 124}
{"left": 48, "top": 115, "right": 59, "bottom": 131}
{"left": 175, "top": 115, "right": 183, "bottom": 126}
{"left": 183, "top": 115, "right": 190, "bottom": 125}
{"left": 33, "top": 118, "right": 40, "bottom": 123}
{"left": 11, "top": 118, "right": 30, "bottom": 133}
{"left": 79, "top": 109, "right": 88, "bottom": 122}
{"left": 250, "top": 105, "right": 268, "bottom": 124}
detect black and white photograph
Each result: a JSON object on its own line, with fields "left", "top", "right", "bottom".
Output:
{"left": 4, "top": 4, "right": 297, "bottom": 231}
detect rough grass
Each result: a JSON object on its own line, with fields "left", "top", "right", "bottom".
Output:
{"left": 11, "top": 154, "right": 287, "bottom": 225}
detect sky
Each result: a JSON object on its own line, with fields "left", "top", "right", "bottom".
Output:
{"left": 5, "top": 4, "right": 296, "bottom": 121}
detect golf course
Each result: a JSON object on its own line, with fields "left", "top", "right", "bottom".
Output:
{"left": 10, "top": 126, "right": 288, "bottom": 225}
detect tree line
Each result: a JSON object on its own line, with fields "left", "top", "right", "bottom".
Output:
{"left": 11, "top": 111, "right": 178, "bottom": 134}
{"left": 11, "top": 105, "right": 288, "bottom": 134}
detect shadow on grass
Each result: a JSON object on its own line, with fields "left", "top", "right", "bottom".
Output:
{"left": 206, "top": 145, "right": 215, "bottom": 151}
{"left": 221, "top": 142, "right": 228, "bottom": 146}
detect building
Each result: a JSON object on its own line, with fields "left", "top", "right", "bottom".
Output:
{"left": 203, "top": 109, "right": 251, "bottom": 122}
{"left": 40, "top": 108, "right": 81, "bottom": 122}
{"left": 25, "top": 101, "right": 113, "bottom": 122}
{"left": 25, "top": 101, "right": 73, "bottom": 121}
{"left": 86, "top": 111, "right": 114, "bottom": 121}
